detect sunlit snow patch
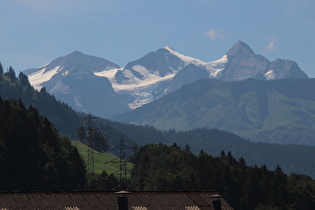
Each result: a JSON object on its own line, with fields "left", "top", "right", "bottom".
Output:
{"left": 163, "top": 45, "right": 207, "bottom": 67}
{"left": 28, "top": 66, "right": 62, "bottom": 90}
{"left": 94, "top": 68, "right": 122, "bottom": 80}
{"left": 264, "top": 69, "right": 276, "bottom": 80}
{"left": 207, "top": 55, "right": 228, "bottom": 78}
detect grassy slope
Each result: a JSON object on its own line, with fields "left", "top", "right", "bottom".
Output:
{"left": 71, "top": 141, "right": 133, "bottom": 175}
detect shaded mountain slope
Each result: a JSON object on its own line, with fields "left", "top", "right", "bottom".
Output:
{"left": 24, "top": 51, "right": 128, "bottom": 118}
{"left": 112, "top": 78, "right": 315, "bottom": 145}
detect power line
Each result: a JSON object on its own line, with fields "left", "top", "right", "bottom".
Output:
{"left": 78, "top": 113, "right": 109, "bottom": 176}
{"left": 106, "top": 135, "right": 133, "bottom": 189}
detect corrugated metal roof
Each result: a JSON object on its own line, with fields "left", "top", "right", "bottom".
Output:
{"left": 0, "top": 191, "right": 234, "bottom": 210}
{"left": 131, "top": 206, "right": 148, "bottom": 210}
{"left": 187, "top": 192, "right": 211, "bottom": 207}
{"left": 185, "top": 206, "right": 201, "bottom": 210}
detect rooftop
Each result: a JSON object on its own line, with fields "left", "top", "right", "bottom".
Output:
{"left": 0, "top": 191, "right": 234, "bottom": 209}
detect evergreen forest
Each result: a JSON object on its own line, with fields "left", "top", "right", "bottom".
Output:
{"left": 130, "top": 144, "right": 315, "bottom": 210}
{"left": 0, "top": 98, "right": 86, "bottom": 190}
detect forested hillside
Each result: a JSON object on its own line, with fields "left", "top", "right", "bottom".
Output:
{"left": 0, "top": 64, "right": 80, "bottom": 138}
{"left": 0, "top": 64, "right": 131, "bottom": 150}
{"left": 130, "top": 144, "right": 315, "bottom": 210}
{"left": 0, "top": 98, "right": 86, "bottom": 190}
{"left": 105, "top": 121, "right": 315, "bottom": 178}
{"left": 0, "top": 63, "right": 123, "bottom": 190}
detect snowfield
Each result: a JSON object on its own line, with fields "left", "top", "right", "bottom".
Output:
{"left": 28, "top": 65, "right": 62, "bottom": 90}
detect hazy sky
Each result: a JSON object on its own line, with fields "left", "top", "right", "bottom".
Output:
{"left": 0, "top": 0, "right": 314, "bottom": 77}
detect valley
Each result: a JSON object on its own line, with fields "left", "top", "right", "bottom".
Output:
{"left": 1, "top": 60, "right": 315, "bottom": 209}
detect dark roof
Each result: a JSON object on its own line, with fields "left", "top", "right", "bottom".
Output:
{"left": 0, "top": 191, "right": 234, "bottom": 209}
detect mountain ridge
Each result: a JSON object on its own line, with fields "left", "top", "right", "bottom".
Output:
{"left": 112, "top": 78, "right": 315, "bottom": 145}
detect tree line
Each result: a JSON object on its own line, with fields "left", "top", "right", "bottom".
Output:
{"left": 129, "top": 143, "right": 315, "bottom": 210}
{"left": 107, "top": 120, "right": 315, "bottom": 179}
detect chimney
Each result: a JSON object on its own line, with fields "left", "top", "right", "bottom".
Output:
{"left": 213, "top": 199, "right": 222, "bottom": 210}
{"left": 115, "top": 190, "right": 130, "bottom": 210}
{"left": 210, "top": 194, "right": 222, "bottom": 210}
{"left": 118, "top": 196, "right": 128, "bottom": 210}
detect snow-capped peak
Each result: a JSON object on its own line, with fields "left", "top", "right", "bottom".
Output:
{"left": 163, "top": 45, "right": 208, "bottom": 67}
{"left": 163, "top": 45, "right": 175, "bottom": 51}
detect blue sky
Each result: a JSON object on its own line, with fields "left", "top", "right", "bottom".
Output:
{"left": 0, "top": 0, "right": 314, "bottom": 77}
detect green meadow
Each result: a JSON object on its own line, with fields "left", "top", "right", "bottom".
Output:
{"left": 71, "top": 141, "right": 133, "bottom": 175}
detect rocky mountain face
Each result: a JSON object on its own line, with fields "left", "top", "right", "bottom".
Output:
{"left": 24, "top": 51, "right": 128, "bottom": 118}
{"left": 266, "top": 58, "right": 308, "bottom": 80}
{"left": 220, "top": 41, "right": 271, "bottom": 80}
{"left": 114, "top": 46, "right": 186, "bottom": 84}
{"left": 152, "top": 64, "right": 209, "bottom": 98}
{"left": 220, "top": 41, "right": 308, "bottom": 81}
{"left": 112, "top": 78, "right": 315, "bottom": 145}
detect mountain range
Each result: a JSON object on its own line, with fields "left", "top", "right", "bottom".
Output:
{"left": 24, "top": 41, "right": 308, "bottom": 118}
{"left": 97, "top": 41, "right": 308, "bottom": 108}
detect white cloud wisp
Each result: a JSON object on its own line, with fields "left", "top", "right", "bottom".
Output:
{"left": 206, "top": 28, "right": 224, "bottom": 41}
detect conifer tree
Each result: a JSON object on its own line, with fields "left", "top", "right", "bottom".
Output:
{"left": 5, "top": 66, "right": 16, "bottom": 80}
{"left": 18, "top": 72, "right": 30, "bottom": 87}
{"left": 0, "top": 62, "right": 3, "bottom": 74}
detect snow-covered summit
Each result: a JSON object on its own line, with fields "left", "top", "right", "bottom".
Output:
{"left": 24, "top": 51, "right": 120, "bottom": 90}
{"left": 23, "top": 51, "right": 128, "bottom": 118}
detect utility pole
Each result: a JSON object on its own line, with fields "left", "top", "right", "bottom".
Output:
{"left": 79, "top": 113, "right": 97, "bottom": 176}
{"left": 107, "top": 135, "right": 133, "bottom": 189}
